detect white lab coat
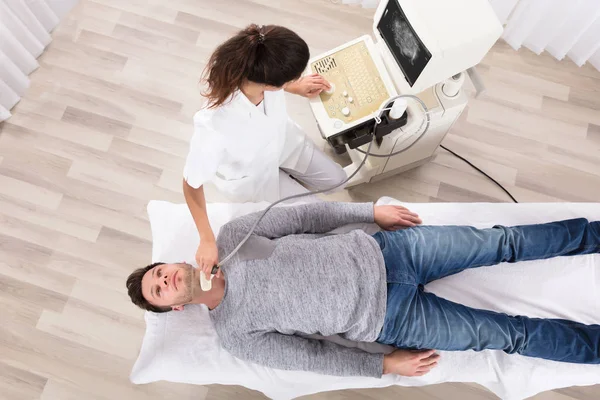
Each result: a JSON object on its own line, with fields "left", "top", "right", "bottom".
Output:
{"left": 183, "top": 89, "right": 307, "bottom": 202}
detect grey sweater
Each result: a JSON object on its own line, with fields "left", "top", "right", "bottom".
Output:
{"left": 210, "top": 202, "right": 387, "bottom": 378}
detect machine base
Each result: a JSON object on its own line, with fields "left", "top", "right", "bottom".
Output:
{"left": 340, "top": 82, "right": 468, "bottom": 188}
{"left": 369, "top": 155, "right": 433, "bottom": 183}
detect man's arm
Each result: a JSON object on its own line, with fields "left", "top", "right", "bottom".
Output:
{"left": 228, "top": 332, "right": 439, "bottom": 378}
{"left": 231, "top": 332, "right": 384, "bottom": 378}
{"left": 217, "top": 202, "right": 422, "bottom": 257}
{"left": 219, "top": 202, "right": 375, "bottom": 245}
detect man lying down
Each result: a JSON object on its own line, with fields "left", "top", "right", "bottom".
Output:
{"left": 126, "top": 202, "right": 600, "bottom": 378}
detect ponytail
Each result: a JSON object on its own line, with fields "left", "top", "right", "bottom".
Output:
{"left": 201, "top": 24, "right": 310, "bottom": 109}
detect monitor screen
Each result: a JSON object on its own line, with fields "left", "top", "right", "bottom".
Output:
{"left": 377, "top": 0, "right": 431, "bottom": 87}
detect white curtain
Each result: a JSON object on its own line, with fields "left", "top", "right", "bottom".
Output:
{"left": 496, "top": 0, "right": 600, "bottom": 68}
{"left": 339, "top": 0, "right": 600, "bottom": 71}
{"left": 0, "top": 0, "right": 79, "bottom": 122}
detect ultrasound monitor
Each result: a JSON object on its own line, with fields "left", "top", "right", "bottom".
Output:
{"left": 305, "top": 0, "right": 502, "bottom": 145}
{"left": 377, "top": 0, "right": 431, "bottom": 88}
{"left": 372, "top": 0, "right": 503, "bottom": 94}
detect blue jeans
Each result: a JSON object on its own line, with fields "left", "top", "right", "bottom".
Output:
{"left": 373, "top": 218, "right": 600, "bottom": 364}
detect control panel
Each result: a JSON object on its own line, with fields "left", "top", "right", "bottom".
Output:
{"left": 310, "top": 41, "right": 391, "bottom": 125}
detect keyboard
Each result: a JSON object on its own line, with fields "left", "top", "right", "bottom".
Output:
{"left": 311, "top": 40, "right": 390, "bottom": 124}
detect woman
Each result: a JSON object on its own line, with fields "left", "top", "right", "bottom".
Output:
{"left": 183, "top": 24, "right": 348, "bottom": 278}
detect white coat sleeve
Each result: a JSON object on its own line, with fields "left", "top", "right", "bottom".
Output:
{"left": 183, "top": 123, "right": 225, "bottom": 189}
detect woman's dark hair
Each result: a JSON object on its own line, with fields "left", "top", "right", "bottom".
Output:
{"left": 126, "top": 262, "right": 171, "bottom": 313}
{"left": 201, "top": 24, "right": 310, "bottom": 108}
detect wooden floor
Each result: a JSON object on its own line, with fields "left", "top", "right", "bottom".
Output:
{"left": 1, "top": 0, "right": 599, "bottom": 399}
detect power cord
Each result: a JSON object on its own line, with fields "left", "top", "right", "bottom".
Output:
{"left": 440, "top": 144, "right": 518, "bottom": 203}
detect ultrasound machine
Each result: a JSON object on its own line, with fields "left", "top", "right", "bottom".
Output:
{"left": 306, "top": 0, "right": 503, "bottom": 187}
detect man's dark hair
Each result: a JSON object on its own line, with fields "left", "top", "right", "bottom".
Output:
{"left": 126, "top": 262, "right": 171, "bottom": 313}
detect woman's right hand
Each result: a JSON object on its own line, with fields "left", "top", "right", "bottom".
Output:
{"left": 196, "top": 240, "right": 219, "bottom": 280}
{"left": 285, "top": 74, "right": 332, "bottom": 98}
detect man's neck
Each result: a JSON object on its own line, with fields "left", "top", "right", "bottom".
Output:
{"left": 240, "top": 81, "right": 265, "bottom": 106}
{"left": 191, "top": 275, "right": 226, "bottom": 310}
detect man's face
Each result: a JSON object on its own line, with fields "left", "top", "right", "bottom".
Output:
{"left": 141, "top": 263, "right": 195, "bottom": 310}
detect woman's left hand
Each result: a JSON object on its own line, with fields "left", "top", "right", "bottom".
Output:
{"left": 286, "top": 74, "right": 331, "bottom": 98}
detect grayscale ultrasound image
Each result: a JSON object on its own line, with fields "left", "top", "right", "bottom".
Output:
{"left": 378, "top": 0, "right": 431, "bottom": 86}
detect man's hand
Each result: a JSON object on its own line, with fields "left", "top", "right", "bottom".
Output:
{"left": 196, "top": 240, "right": 220, "bottom": 280}
{"left": 383, "top": 349, "right": 440, "bottom": 377}
{"left": 374, "top": 205, "right": 422, "bottom": 231}
{"left": 285, "top": 74, "right": 331, "bottom": 98}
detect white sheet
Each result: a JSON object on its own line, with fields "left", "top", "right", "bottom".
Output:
{"left": 131, "top": 197, "right": 600, "bottom": 400}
